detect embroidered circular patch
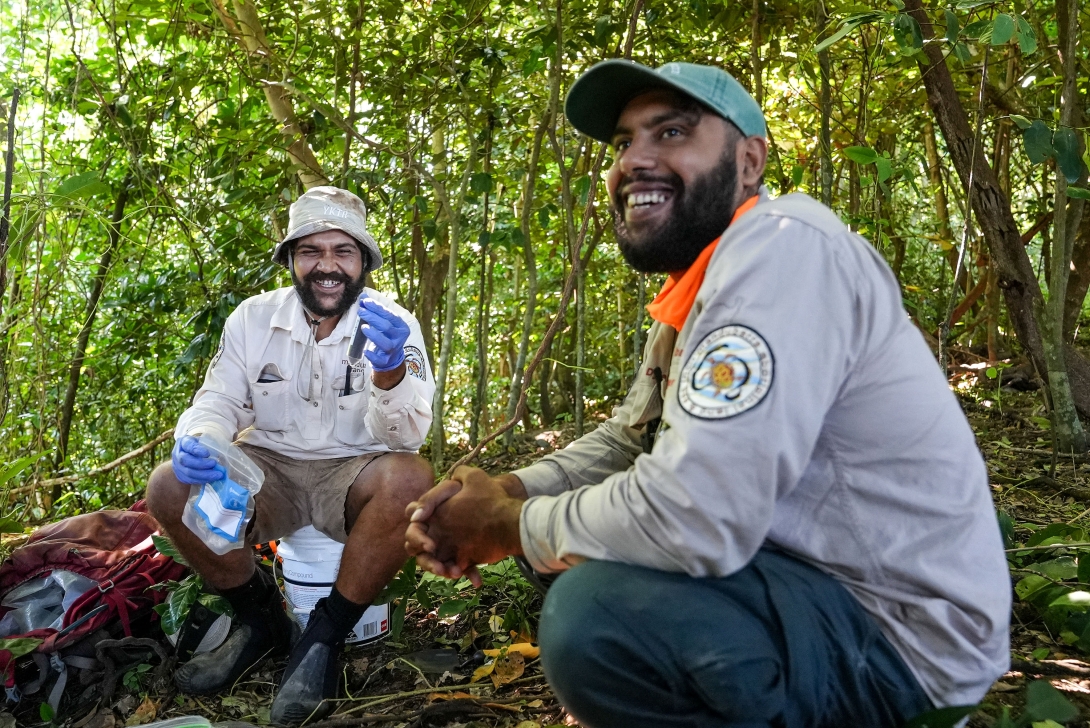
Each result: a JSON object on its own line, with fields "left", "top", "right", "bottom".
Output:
{"left": 678, "top": 325, "right": 773, "bottom": 419}
{"left": 404, "top": 346, "right": 427, "bottom": 381}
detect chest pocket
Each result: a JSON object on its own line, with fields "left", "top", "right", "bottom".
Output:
{"left": 333, "top": 388, "right": 372, "bottom": 446}
{"left": 251, "top": 377, "right": 293, "bottom": 432}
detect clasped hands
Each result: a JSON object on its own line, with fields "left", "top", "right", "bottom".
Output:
{"left": 404, "top": 466, "right": 527, "bottom": 587}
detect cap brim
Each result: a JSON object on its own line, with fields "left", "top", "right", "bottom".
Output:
{"left": 272, "top": 221, "right": 384, "bottom": 271}
{"left": 565, "top": 60, "right": 696, "bottom": 143}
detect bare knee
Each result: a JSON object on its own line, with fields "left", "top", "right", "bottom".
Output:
{"left": 375, "top": 453, "right": 435, "bottom": 506}
{"left": 348, "top": 453, "right": 434, "bottom": 522}
{"left": 145, "top": 462, "right": 189, "bottom": 525}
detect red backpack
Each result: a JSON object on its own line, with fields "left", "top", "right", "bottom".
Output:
{"left": 0, "top": 503, "right": 186, "bottom": 711}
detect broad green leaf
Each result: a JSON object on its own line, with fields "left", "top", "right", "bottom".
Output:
{"left": 1053, "top": 127, "right": 1084, "bottom": 184}
{"left": 1032, "top": 647, "right": 1050, "bottom": 660}
{"left": 54, "top": 172, "right": 110, "bottom": 199}
{"left": 875, "top": 157, "right": 893, "bottom": 183}
{"left": 791, "top": 164, "right": 805, "bottom": 187}
{"left": 0, "top": 451, "right": 48, "bottom": 488}
{"left": 1049, "top": 590, "right": 1090, "bottom": 609}
{"left": 990, "top": 14, "right": 1015, "bottom": 46}
{"left": 437, "top": 598, "right": 469, "bottom": 618}
{"left": 152, "top": 534, "right": 189, "bottom": 566}
{"left": 892, "top": 13, "right": 923, "bottom": 51}
{"left": 944, "top": 9, "right": 959, "bottom": 44}
{"left": 198, "top": 593, "right": 233, "bottom": 616}
{"left": 1027, "top": 557, "right": 1077, "bottom": 581}
{"left": 962, "top": 19, "right": 990, "bottom": 39}
{"left": 1067, "top": 187, "right": 1090, "bottom": 201}
{"left": 905, "top": 704, "right": 979, "bottom": 728}
{"left": 1016, "top": 15, "right": 1037, "bottom": 55}
{"left": 470, "top": 172, "right": 493, "bottom": 194}
{"left": 814, "top": 14, "right": 883, "bottom": 53}
{"left": 952, "top": 42, "right": 972, "bottom": 64}
{"left": 1010, "top": 115, "right": 1032, "bottom": 130}
{"left": 1032, "top": 721, "right": 1065, "bottom": 728}
{"left": 1023, "top": 120, "right": 1054, "bottom": 165}
{"left": 1016, "top": 574, "right": 1052, "bottom": 601}
{"left": 593, "top": 15, "right": 613, "bottom": 47}
{"left": 843, "top": 146, "right": 880, "bottom": 164}
{"left": 0, "top": 518, "right": 22, "bottom": 534}
{"left": 0, "top": 637, "right": 43, "bottom": 658}
{"left": 40, "top": 703, "right": 53, "bottom": 722}
{"left": 1024, "top": 679, "right": 1079, "bottom": 722}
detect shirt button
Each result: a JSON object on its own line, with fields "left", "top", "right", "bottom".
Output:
{"left": 314, "top": 374, "right": 319, "bottom": 379}
{"left": 262, "top": 391, "right": 268, "bottom": 396}
{"left": 383, "top": 399, "right": 389, "bottom": 405}
{"left": 312, "top": 401, "right": 319, "bottom": 407}
{"left": 338, "top": 405, "right": 344, "bottom": 410}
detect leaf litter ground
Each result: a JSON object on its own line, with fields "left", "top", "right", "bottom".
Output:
{"left": 23, "top": 390, "right": 1090, "bottom": 727}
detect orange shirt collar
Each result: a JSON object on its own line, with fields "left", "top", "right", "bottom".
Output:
{"left": 645, "top": 195, "right": 760, "bottom": 331}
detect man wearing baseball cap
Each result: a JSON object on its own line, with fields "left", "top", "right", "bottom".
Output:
{"left": 404, "top": 61, "right": 1010, "bottom": 725}
{"left": 147, "top": 186, "right": 435, "bottom": 723}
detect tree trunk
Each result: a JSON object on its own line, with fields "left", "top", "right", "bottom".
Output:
{"left": 503, "top": 119, "right": 547, "bottom": 446}
{"left": 429, "top": 128, "right": 477, "bottom": 470}
{"left": 54, "top": 177, "right": 132, "bottom": 492}
{"left": 817, "top": 2, "right": 832, "bottom": 206}
{"left": 211, "top": 0, "right": 328, "bottom": 189}
{"left": 1064, "top": 212, "right": 1090, "bottom": 338}
{"left": 1039, "top": 0, "right": 1086, "bottom": 452}
{"left": 470, "top": 120, "right": 494, "bottom": 447}
{"left": 903, "top": 0, "right": 1090, "bottom": 419}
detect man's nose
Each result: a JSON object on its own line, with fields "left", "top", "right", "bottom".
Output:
{"left": 314, "top": 252, "right": 337, "bottom": 271}
{"left": 617, "top": 135, "right": 658, "bottom": 177}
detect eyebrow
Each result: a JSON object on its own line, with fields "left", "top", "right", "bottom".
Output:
{"left": 611, "top": 107, "right": 703, "bottom": 142}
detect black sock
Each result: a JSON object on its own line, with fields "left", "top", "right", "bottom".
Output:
{"left": 324, "top": 585, "right": 368, "bottom": 634}
{"left": 218, "top": 568, "right": 275, "bottom": 622}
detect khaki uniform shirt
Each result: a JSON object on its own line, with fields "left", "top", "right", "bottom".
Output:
{"left": 176, "top": 287, "right": 434, "bottom": 458}
{"left": 514, "top": 192, "right": 1010, "bottom": 707}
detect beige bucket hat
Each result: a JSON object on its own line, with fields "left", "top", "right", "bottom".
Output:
{"left": 272, "top": 186, "right": 383, "bottom": 272}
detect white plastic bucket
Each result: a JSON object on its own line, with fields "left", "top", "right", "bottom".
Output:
{"left": 276, "top": 525, "right": 389, "bottom": 644}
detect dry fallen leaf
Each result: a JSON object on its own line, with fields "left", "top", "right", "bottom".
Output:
{"left": 124, "top": 697, "right": 158, "bottom": 726}
{"left": 516, "top": 722, "right": 542, "bottom": 728}
{"left": 491, "top": 650, "right": 526, "bottom": 687}
{"left": 483, "top": 642, "right": 540, "bottom": 659}
{"left": 525, "top": 699, "right": 544, "bottom": 708}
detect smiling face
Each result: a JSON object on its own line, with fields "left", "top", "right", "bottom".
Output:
{"left": 290, "top": 229, "right": 368, "bottom": 318}
{"left": 606, "top": 89, "right": 762, "bottom": 273}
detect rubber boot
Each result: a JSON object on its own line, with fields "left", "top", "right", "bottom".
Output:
{"left": 175, "top": 568, "right": 293, "bottom": 694}
{"left": 270, "top": 598, "right": 346, "bottom": 725}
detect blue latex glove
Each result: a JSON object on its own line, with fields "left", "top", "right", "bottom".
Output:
{"left": 172, "top": 435, "right": 226, "bottom": 485}
{"left": 357, "top": 297, "right": 411, "bottom": 372}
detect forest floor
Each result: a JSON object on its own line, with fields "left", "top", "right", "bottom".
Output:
{"left": 19, "top": 373, "right": 1090, "bottom": 727}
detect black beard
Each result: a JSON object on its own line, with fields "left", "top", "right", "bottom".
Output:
{"left": 291, "top": 268, "right": 366, "bottom": 318}
{"left": 611, "top": 149, "right": 739, "bottom": 273}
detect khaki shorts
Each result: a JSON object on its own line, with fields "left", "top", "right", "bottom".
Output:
{"left": 237, "top": 444, "right": 388, "bottom": 544}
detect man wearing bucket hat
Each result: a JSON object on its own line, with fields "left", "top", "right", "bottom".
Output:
{"left": 403, "top": 61, "right": 1010, "bottom": 726}
{"left": 147, "top": 186, "right": 436, "bottom": 724}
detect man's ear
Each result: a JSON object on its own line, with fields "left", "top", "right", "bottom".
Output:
{"left": 738, "top": 136, "right": 768, "bottom": 193}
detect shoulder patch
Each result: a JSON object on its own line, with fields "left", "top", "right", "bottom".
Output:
{"left": 404, "top": 346, "right": 427, "bottom": 381}
{"left": 678, "top": 325, "right": 773, "bottom": 419}
{"left": 210, "top": 337, "right": 225, "bottom": 371}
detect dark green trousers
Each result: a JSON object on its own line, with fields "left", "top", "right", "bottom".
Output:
{"left": 538, "top": 549, "right": 933, "bottom": 728}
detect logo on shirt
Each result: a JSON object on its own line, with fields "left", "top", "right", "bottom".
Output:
{"left": 678, "top": 325, "right": 773, "bottom": 419}
{"left": 404, "top": 346, "right": 426, "bottom": 381}
{"left": 210, "top": 337, "right": 225, "bottom": 371}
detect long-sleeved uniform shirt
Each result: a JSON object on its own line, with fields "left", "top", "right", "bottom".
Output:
{"left": 514, "top": 192, "right": 1010, "bottom": 707}
{"left": 176, "top": 286, "right": 434, "bottom": 458}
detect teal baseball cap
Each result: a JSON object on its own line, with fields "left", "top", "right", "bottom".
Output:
{"left": 565, "top": 60, "right": 767, "bottom": 143}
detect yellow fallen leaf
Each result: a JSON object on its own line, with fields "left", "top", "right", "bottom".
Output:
{"left": 516, "top": 722, "right": 542, "bottom": 728}
{"left": 491, "top": 650, "right": 525, "bottom": 687}
{"left": 125, "top": 697, "right": 157, "bottom": 727}
{"left": 525, "top": 699, "right": 544, "bottom": 709}
{"left": 483, "top": 642, "right": 540, "bottom": 659}
{"left": 471, "top": 661, "right": 495, "bottom": 683}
